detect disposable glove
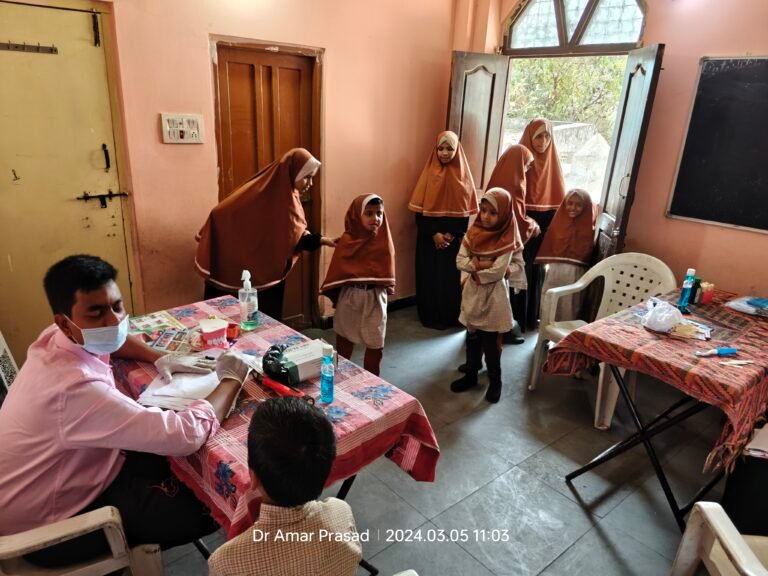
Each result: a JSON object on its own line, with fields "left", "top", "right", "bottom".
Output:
{"left": 215, "top": 351, "right": 252, "bottom": 385}
{"left": 155, "top": 354, "right": 216, "bottom": 382}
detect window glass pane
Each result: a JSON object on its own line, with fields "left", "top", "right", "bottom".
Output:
{"left": 510, "top": 0, "right": 559, "bottom": 49}
{"left": 563, "top": 0, "right": 590, "bottom": 41}
{"left": 580, "top": 0, "right": 643, "bottom": 45}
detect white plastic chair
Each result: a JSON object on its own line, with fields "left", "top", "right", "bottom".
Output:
{"left": 528, "top": 252, "right": 677, "bottom": 430}
{"left": 670, "top": 502, "right": 768, "bottom": 575}
{"left": 0, "top": 506, "right": 163, "bottom": 576}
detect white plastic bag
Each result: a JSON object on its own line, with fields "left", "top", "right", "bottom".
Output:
{"left": 641, "top": 299, "right": 683, "bottom": 333}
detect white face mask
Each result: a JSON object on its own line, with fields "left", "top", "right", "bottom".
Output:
{"left": 67, "top": 314, "right": 129, "bottom": 355}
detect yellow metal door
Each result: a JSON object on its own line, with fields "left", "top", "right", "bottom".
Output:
{"left": 0, "top": 2, "right": 132, "bottom": 363}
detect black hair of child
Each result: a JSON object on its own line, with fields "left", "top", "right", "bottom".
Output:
{"left": 43, "top": 255, "right": 118, "bottom": 316}
{"left": 247, "top": 396, "right": 336, "bottom": 507}
{"left": 366, "top": 197, "right": 383, "bottom": 206}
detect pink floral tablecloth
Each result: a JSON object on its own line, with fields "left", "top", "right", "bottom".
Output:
{"left": 114, "top": 297, "right": 439, "bottom": 538}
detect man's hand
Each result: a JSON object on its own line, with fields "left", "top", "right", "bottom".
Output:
{"left": 320, "top": 236, "right": 338, "bottom": 248}
{"left": 215, "top": 352, "right": 252, "bottom": 385}
{"left": 433, "top": 232, "right": 451, "bottom": 250}
{"left": 155, "top": 354, "right": 216, "bottom": 382}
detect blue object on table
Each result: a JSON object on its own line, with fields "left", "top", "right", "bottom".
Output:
{"left": 319, "top": 344, "right": 334, "bottom": 404}
{"left": 678, "top": 268, "right": 696, "bottom": 313}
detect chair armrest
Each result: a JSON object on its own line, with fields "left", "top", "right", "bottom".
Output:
{"left": 676, "top": 502, "right": 768, "bottom": 575}
{"left": 540, "top": 278, "right": 591, "bottom": 326}
{"left": 0, "top": 506, "right": 128, "bottom": 559}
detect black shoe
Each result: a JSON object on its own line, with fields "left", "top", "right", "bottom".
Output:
{"left": 457, "top": 362, "right": 468, "bottom": 373}
{"left": 502, "top": 331, "right": 525, "bottom": 345}
{"left": 485, "top": 378, "right": 502, "bottom": 403}
{"left": 451, "top": 373, "right": 478, "bottom": 393}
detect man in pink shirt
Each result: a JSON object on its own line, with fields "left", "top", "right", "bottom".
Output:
{"left": 0, "top": 254, "right": 249, "bottom": 566}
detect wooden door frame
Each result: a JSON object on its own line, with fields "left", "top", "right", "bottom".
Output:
{"left": 1, "top": 0, "right": 142, "bottom": 314}
{"left": 210, "top": 37, "right": 325, "bottom": 326}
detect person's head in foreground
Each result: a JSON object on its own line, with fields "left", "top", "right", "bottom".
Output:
{"left": 247, "top": 396, "right": 336, "bottom": 506}
{"left": 44, "top": 254, "right": 128, "bottom": 355}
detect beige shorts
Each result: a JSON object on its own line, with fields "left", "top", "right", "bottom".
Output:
{"left": 333, "top": 285, "right": 387, "bottom": 349}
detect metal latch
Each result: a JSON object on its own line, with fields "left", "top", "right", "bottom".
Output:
{"left": 76, "top": 189, "right": 129, "bottom": 208}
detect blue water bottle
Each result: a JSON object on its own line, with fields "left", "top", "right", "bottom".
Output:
{"left": 677, "top": 268, "right": 696, "bottom": 313}
{"left": 319, "top": 344, "right": 335, "bottom": 404}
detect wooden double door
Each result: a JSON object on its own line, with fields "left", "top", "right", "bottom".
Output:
{"left": 214, "top": 44, "right": 320, "bottom": 328}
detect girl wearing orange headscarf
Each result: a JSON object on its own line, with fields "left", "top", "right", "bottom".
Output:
{"left": 320, "top": 195, "right": 395, "bottom": 376}
{"left": 409, "top": 131, "right": 478, "bottom": 330}
{"left": 195, "top": 148, "right": 335, "bottom": 321}
{"left": 516, "top": 118, "right": 567, "bottom": 330}
{"left": 535, "top": 189, "right": 598, "bottom": 320}
{"left": 450, "top": 188, "right": 525, "bottom": 404}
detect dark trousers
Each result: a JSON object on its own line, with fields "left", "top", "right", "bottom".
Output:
{"left": 27, "top": 452, "right": 219, "bottom": 567}
{"left": 511, "top": 209, "right": 556, "bottom": 331}
{"left": 204, "top": 281, "right": 286, "bottom": 321}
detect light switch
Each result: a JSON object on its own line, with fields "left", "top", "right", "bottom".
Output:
{"left": 160, "top": 113, "right": 204, "bottom": 144}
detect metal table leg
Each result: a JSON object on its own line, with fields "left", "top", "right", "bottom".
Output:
{"left": 566, "top": 365, "right": 723, "bottom": 532}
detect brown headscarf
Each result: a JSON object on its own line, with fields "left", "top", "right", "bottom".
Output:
{"left": 463, "top": 188, "right": 523, "bottom": 258}
{"left": 519, "top": 118, "right": 566, "bottom": 212}
{"left": 195, "top": 148, "right": 318, "bottom": 291}
{"left": 486, "top": 144, "right": 537, "bottom": 243}
{"left": 408, "top": 131, "right": 478, "bottom": 217}
{"left": 535, "top": 189, "right": 598, "bottom": 266}
{"left": 320, "top": 194, "right": 396, "bottom": 306}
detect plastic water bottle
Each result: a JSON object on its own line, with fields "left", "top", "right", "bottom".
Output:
{"left": 319, "top": 344, "right": 334, "bottom": 404}
{"left": 677, "top": 268, "right": 696, "bottom": 312}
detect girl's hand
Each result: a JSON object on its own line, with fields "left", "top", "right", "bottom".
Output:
{"left": 531, "top": 221, "right": 541, "bottom": 238}
{"left": 471, "top": 272, "right": 481, "bottom": 284}
{"left": 444, "top": 232, "right": 454, "bottom": 243}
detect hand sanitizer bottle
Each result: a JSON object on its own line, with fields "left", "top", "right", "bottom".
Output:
{"left": 239, "top": 270, "right": 258, "bottom": 331}
{"left": 319, "top": 344, "right": 335, "bottom": 404}
{"left": 677, "top": 268, "right": 696, "bottom": 313}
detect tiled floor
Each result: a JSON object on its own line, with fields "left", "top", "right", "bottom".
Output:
{"left": 164, "top": 306, "right": 724, "bottom": 575}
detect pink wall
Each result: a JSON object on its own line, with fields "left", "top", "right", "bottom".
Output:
{"left": 624, "top": 0, "right": 768, "bottom": 295}
{"left": 109, "top": 0, "right": 454, "bottom": 313}
{"left": 491, "top": 0, "right": 768, "bottom": 295}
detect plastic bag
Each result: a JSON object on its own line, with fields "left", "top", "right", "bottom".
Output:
{"left": 641, "top": 299, "right": 683, "bottom": 333}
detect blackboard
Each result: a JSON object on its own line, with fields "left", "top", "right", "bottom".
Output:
{"left": 668, "top": 57, "right": 768, "bottom": 234}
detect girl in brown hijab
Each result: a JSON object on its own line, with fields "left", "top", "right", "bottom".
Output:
{"left": 195, "top": 148, "right": 334, "bottom": 321}
{"left": 516, "top": 118, "right": 567, "bottom": 330}
{"left": 535, "top": 188, "right": 598, "bottom": 320}
{"left": 409, "top": 131, "right": 478, "bottom": 330}
{"left": 320, "top": 194, "right": 395, "bottom": 376}
{"left": 450, "top": 188, "right": 525, "bottom": 404}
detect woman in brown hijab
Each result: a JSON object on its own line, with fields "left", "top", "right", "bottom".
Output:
{"left": 517, "top": 118, "right": 566, "bottom": 330}
{"left": 195, "top": 148, "right": 335, "bottom": 321}
{"left": 409, "top": 131, "right": 478, "bottom": 329}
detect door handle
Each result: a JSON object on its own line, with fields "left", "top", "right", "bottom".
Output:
{"left": 101, "top": 143, "right": 111, "bottom": 173}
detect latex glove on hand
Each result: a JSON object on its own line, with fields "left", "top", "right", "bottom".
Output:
{"left": 155, "top": 354, "right": 216, "bottom": 382}
{"left": 216, "top": 352, "right": 252, "bottom": 385}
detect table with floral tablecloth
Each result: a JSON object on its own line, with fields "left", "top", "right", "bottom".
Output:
{"left": 114, "top": 296, "right": 440, "bottom": 538}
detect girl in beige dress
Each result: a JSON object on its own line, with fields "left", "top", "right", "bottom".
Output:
{"left": 451, "top": 188, "right": 525, "bottom": 403}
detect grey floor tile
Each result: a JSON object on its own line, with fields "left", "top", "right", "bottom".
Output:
{"left": 603, "top": 437, "right": 725, "bottom": 561}
{"left": 518, "top": 425, "right": 656, "bottom": 518}
{"left": 359, "top": 521, "right": 495, "bottom": 576}
{"left": 163, "top": 547, "right": 209, "bottom": 575}
{"left": 453, "top": 385, "right": 579, "bottom": 468}
{"left": 368, "top": 424, "right": 514, "bottom": 520}
{"left": 329, "top": 470, "right": 428, "bottom": 558}
{"left": 539, "top": 521, "right": 672, "bottom": 576}
{"left": 433, "top": 466, "right": 596, "bottom": 576}
{"left": 162, "top": 542, "right": 195, "bottom": 565}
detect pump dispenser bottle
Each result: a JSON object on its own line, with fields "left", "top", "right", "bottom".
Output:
{"left": 239, "top": 270, "right": 259, "bottom": 331}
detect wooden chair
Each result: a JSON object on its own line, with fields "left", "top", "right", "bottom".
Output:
{"left": 0, "top": 506, "right": 163, "bottom": 576}
{"left": 670, "top": 501, "right": 768, "bottom": 575}
{"left": 529, "top": 252, "right": 677, "bottom": 429}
